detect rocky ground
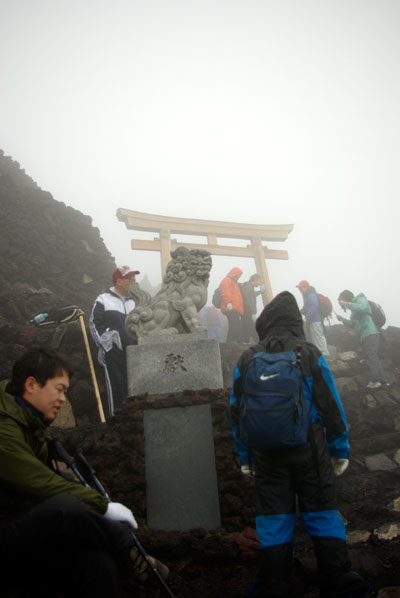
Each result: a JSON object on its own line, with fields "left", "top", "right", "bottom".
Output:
{"left": 1, "top": 151, "right": 400, "bottom": 597}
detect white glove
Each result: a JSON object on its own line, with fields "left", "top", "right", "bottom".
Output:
{"left": 99, "top": 330, "right": 122, "bottom": 352}
{"left": 104, "top": 502, "right": 138, "bottom": 529}
{"left": 331, "top": 458, "right": 349, "bottom": 476}
{"left": 241, "top": 464, "right": 254, "bottom": 476}
{"left": 226, "top": 303, "right": 233, "bottom": 311}
{"left": 259, "top": 284, "right": 266, "bottom": 292}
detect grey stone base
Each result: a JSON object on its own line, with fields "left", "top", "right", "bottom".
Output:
{"left": 126, "top": 335, "right": 223, "bottom": 396}
{"left": 144, "top": 403, "right": 221, "bottom": 531}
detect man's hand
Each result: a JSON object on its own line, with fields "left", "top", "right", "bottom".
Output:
{"left": 226, "top": 303, "right": 233, "bottom": 311}
{"left": 336, "top": 314, "right": 344, "bottom": 322}
{"left": 104, "top": 502, "right": 138, "bottom": 529}
{"left": 331, "top": 458, "right": 349, "bottom": 476}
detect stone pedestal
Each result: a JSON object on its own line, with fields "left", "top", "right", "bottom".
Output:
{"left": 144, "top": 403, "right": 221, "bottom": 531}
{"left": 126, "top": 333, "right": 224, "bottom": 397}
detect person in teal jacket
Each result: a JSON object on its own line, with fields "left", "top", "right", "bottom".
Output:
{"left": 337, "top": 290, "right": 388, "bottom": 389}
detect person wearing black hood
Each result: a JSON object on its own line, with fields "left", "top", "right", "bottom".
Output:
{"left": 229, "top": 292, "right": 369, "bottom": 598}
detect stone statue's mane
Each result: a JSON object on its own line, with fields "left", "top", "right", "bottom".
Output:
{"left": 126, "top": 246, "right": 212, "bottom": 339}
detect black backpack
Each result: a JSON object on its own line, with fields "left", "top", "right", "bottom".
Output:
{"left": 239, "top": 346, "right": 312, "bottom": 451}
{"left": 212, "top": 287, "right": 222, "bottom": 309}
{"left": 368, "top": 301, "right": 386, "bottom": 328}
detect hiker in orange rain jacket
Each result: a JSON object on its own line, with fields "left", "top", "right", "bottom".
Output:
{"left": 219, "top": 267, "right": 244, "bottom": 342}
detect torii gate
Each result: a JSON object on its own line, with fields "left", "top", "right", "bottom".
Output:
{"left": 117, "top": 208, "right": 293, "bottom": 305}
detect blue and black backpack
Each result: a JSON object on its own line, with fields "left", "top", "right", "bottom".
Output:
{"left": 239, "top": 345, "right": 312, "bottom": 452}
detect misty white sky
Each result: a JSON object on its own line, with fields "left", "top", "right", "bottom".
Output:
{"left": 1, "top": 0, "right": 399, "bottom": 326}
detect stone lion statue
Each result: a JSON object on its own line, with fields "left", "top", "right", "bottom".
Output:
{"left": 126, "top": 246, "right": 212, "bottom": 339}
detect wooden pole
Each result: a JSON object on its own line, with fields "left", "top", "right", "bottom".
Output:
{"left": 78, "top": 315, "right": 106, "bottom": 423}
{"left": 160, "top": 228, "right": 171, "bottom": 276}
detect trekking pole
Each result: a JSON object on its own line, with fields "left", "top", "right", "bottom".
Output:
{"left": 75, "top": 448, "right": 110, "bottom": 500}
{"left": 74, "top": 449, "right": 176, "bottom": 598}
{"left": 54, "top": 441, "right": 176, "bottom": 598}
{"left": 53, "top": 440, "right": 92, "bottom": 489}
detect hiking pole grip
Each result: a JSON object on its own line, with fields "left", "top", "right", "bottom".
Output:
{"left": 53, "top": 440, "right": 91, "bottom": 488}
{"left": 76, "top": 448, "right": 110, "bottom": 501}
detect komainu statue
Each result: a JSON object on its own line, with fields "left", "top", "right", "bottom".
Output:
{"left": 126, "top": 246, "right": 212, "bottom": 339}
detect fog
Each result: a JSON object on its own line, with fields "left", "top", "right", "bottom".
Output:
{"left": 1, "top": 1, "right": 399, "bottom": 325}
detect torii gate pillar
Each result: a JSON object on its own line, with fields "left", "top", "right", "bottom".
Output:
{"left": 160, "top": 228, "right": 172, "bottom": 275}
{"left": 117, "top": 209, "right": 294, "bottom": 305}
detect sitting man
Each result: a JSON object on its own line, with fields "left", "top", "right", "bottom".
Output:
{"left": 0, "top": 346, "right": 168, "bottom": 598}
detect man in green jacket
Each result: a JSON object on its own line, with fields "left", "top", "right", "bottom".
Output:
{"left": 0, "top": 346, "right": 167, "bottom": 597}
{"left": 337, "top": 290, "right": 388, "bottom": 389}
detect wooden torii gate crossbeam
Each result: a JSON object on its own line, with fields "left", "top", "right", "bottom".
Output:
{"left": 117, "top": 209, "right": 294, "bottom": 305}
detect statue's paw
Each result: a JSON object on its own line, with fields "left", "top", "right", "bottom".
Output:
{"left": 172, "top": 300, "right": 185, "bottom": 311}
{"left": 127, "top": 314, "right": 140, "bottom": 324}
{"left": 139, "top": 309, "right": 154, "bottom": 322}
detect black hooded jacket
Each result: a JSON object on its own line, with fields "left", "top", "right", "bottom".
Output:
{"left": 256, "top": 290, "right": 305, "bottom": 342}
{"left": 229, "top": 291, "right": 349, "bottom": 465}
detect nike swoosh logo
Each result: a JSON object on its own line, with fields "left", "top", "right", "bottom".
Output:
{"left": 260, "top": 373, "right": 280, "bottom": 381}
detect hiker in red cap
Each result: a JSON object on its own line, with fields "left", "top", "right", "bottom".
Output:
{"left": 296, "top": 280, "right": 329, "bottom": 356}
{"left": 90, "top": 266, "right": 140, "bottom": 416}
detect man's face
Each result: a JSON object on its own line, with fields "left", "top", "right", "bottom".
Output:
{"left": 299, "top": 286, "right": 307, "bottom": 295}
{"left": 24, "top": 372, "right": 69, "bottom": 422}
{"left": 115, "top": 275, "right": 135, "bottom": 295}
{"left": 252, "top": 277, "right": 261, "bottom": 287}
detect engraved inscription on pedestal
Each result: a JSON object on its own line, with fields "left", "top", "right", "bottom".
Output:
{"left": 127, "top": 336, "right": 223, "bottom": 397}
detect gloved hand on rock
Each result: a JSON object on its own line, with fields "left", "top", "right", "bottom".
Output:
{"left": 331, "top": 457, "right": 349, "bottom": 476}
{"left": 241, "top": 464, "right": 254, "bottom": 477}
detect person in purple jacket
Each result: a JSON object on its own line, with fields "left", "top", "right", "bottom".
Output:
{"left": 296, "top": 280, "right": 329, "bottom": 355}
